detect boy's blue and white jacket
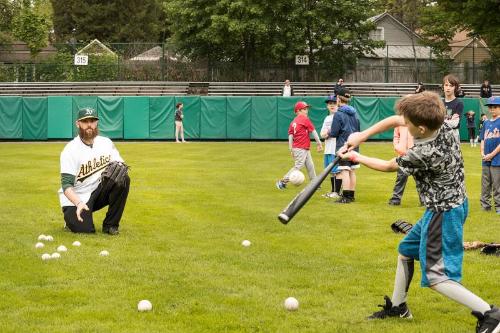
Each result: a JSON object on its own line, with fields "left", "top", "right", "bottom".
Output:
{"left": 330, "top": 105, "right": 361, "bottom": 152}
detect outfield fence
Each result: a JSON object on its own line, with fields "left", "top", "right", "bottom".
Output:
{"left": 0, "top": 96, "right": 486, "bottom": 141}
{"left": 1, "top": 43, "right": 499, "bottom": 83}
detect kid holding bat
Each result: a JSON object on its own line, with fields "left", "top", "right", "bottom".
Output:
{"left": 340, "top": 91, "right": 499, "bottom": 333}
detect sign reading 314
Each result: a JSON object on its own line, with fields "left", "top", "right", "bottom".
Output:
{"left": 295, "top": 55, "right": 309, "bottom": 65}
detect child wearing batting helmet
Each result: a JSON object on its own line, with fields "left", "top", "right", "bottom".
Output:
{"left": 340, "top": 91, "right": 500, "bottom": 332}
{"left": 276, "top": 101, "right": 323, "bottom": 190}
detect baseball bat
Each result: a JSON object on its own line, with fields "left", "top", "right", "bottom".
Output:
{"left": 278, "top": 156, "right": 342, "bottom": 224}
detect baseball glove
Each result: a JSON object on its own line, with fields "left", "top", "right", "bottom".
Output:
{"left": 391, "top": 219, "right": 414, "bottom": 234}
{"left": 480, "top": 244, "right": 500, "bottom": 256}
{"left": 100, "top": 161, "right": 129, "bottom": 193}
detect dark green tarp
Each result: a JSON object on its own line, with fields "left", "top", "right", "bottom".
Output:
{"left": 149, "top": 97, "right": 175, "bottom": 139}
{"left": 22, "top": 97, "right": 47, "bottom": 140}
{"left": 0, "top": 97, "right": 22, "bottom": 139}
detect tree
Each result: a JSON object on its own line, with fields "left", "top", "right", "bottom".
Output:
{"left": 50, "top": 0, "right": 164, "bottom": 43}
{"left": 0, "top": 0, "right": 21, "bottom": 44}
{"left": 165, "top": 0, "right": 381, "bottom": 80}
{"left": 436, "top": 0, "right": 500, "bottom": 50}
{"left": 12, "top": 0, "right": 51, "bottom": 55}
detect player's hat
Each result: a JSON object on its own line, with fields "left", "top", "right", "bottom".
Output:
{"left": 77, "top": 107, "right": 99, "bottom": 121}
{"left": 484, "top": 96, "right": 500, "bottom": 106}
{"left": 325, "top": 95, "right": 337, "bottom": 103}
{"left": 294, "top": 101, "right": 310, "bottom": 113}
{"left": 336, "top": 86, "right": 351, "bottom": 98}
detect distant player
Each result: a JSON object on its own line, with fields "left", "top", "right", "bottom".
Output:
{"left": 443, "top": 74, "right": 464, "bottom": 143}
{"left": 341, "top": 92, "right": 499, "bottom": 333}
{"left": 320, "top": 95, "right": 341, "bottom": 198}
{"left": 276, "top": 101, "right": 323, "bottom": 190}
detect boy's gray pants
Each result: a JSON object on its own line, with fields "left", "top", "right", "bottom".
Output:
{"left": 480, "top": 165, "right": 500, "bottom": 211}
{"left": 284, "top": 148, "right": 316, "bottom": 182}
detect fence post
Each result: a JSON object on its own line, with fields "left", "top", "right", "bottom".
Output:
{"left": 161, "top": 42, "right": 165, "bottom": 81}
{"left": 472, "top": 38, "right": 476, "bottom": 83}
{"left": 385, "top": 45, "right": 389, "bottom": 83}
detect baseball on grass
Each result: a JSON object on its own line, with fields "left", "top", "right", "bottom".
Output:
{"left": 137, "top": 300, "right": 152, "bottom": 312}
{"left": 35, "top": 242, "right": 45, "bottom": 249}
{"left": 45, "top": 235, "right": 54, "bottom": 242}
{"left": 72, "top": 241, "right": 81, "bottom": 247}
{"left": 38, "top": 234, "right": 47, "bottom": 241}
{"left": 41, "top": 253, "right": 51, "bottom": 261}
{"left": 57, "top": 245, "right": 67, "bottom": 252}
{"left": 241, "top": 240, "right": 251, "bottom": 247}
{"left": 288, "top": 170, "right": 305, "bottom": 186}
{"left": 284, "top": 297, "right": 299, "bottom": 311}
{"left": 51, "top": 252, "right": 61, "bottom": 259}
{"left": 99, "top": 250, "right": 109, "bottom": 256}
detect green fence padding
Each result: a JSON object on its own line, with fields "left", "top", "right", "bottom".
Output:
{"left": 227, "top": 97, "right": 251, "bottom": 139}
{"left": 277, "top": 97, "right": 301, "bottom": 139}
{"left": 97, "top": 97, "right": 124, "bottom": 139}
{"left": 0, "top": 97, "right": 22, "bottom": 139}
{"left": 72, "top": 96, "right": 98, "bottom": 137}
{"left": 22, "top": 97, "right": 48, "bottom": 140}
{"left": 251, "top": 97, "right": 277, "bottom": 139}
{"left": 0, "top": 96, "right": 490, "bottom": 141}
{"left": 149, "top": 97, "right": 175, "bottom": 139}
{"left": 302, "top": 97, "right": 330, "bottom": 131}
{"left": 124, "top": 97, "right": 149, "bottom": 139}
{"left": 48, "top": 96, "right": 73, "bottom": 139}
{"left": 176, "top": 96, "right": 201, "bottom": 139}
{"left": 201, "top": 97, "right": 227, "bottom": 139}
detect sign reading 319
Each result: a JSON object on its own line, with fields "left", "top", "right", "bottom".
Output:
{"left": 295, "top": 55, "right": 309, "bottom": 65}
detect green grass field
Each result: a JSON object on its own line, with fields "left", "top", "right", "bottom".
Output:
{"left": 0, "top": 141, "right": 498, "bottom": 333}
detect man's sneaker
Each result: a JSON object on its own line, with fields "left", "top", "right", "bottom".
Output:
{"left": 473, "top": 306, "right": 500, "bottom": 333}
{"left": 103, "top": 226, "right": 119, "bottom": 235}
{"left": 334, "top": 196, "right": 353, "bottom": 204}
{"left": 276, "top": 180, "right": 286, "bottom": 190}
{"left": 388, "top": 200, "right": 401, "bottom": 206}
{"left": 367, "top": 296, "right": 413, "bottom": 320}
{"left": 322, "top": 192, "right": 340, "bottom": 199}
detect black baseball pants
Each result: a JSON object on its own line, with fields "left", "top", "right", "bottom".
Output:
{"left": 62, "top": 175, "right": 130, "bottom": 233}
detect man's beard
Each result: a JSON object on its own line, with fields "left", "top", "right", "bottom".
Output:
{"left": 79, "top": 127, "right": 99, "bottom": 141}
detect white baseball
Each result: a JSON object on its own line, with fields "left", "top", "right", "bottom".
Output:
{"left": 72, "top": 241, "right": 81, "bottom": 247}
{"left": 137, "top": 300, "right": 152, "bottom": 312}
{"left": 38, "top": 234, "right": 47, "bottom": 241}
{"left": 45, "top": 235, "right": 54, "bottom": 242}
{"left": 41, "top": 253, "right": 51, "bottom": 261}
{"left": 99, "top": 250, "right": 109, "bottom": 256}
{"left": 284, "top": 297, "right": 299, "bottom": 311}
{"left": 35, "top": 242, "right": 45, "bottom": 249}
{"left": 51, "top": 252, "right": 61, "bottom": 259}
{"left": 241, "top": 240, "right": 251, "bottom": 247}
{"left": 57, "top": 245, "right": 68, "bottom": 252}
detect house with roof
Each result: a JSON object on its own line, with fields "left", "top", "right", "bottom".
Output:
{"left": 449, "top": 30, "right": 490, "bottom": 64}
{"left": 352, "top": 12, "right": 433, "bottom": 82}
{"left": 77, "top": 39, "right": 117, "bottom": 57}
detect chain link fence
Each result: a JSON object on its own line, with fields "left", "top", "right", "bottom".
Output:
{"left": 1, "top": 42, "right": 498, "bottom": 83}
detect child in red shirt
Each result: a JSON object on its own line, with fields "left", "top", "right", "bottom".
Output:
{"left": 276, "top": 101, "right": 323, "bottom": 189}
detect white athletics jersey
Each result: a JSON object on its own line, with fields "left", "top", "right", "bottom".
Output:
{"left": 320, "top": 114, "right": 337, "bottom": 154}
{"left": 58, "top": 135, "right": 123, "bottom": 207}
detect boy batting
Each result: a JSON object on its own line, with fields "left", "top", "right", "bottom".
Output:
{"left": 340, "top": 92, "right": 499, "bottom": 332}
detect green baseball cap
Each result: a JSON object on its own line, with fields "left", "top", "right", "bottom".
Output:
{"left": 77, "top": 107, "right": 99, "bottom": 121}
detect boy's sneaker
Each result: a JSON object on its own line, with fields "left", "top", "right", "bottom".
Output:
{"left": 322, "top": 192, "right": 340, "bottom": 199}
{"left": 276, "top": 180, "right": 286, "bottom": 190}
{"left": 472, "top": 305, "right": 500, "bottom": 333}
{"left": 367, "top": 296, "right": 413, "bottom": 320}
{"left": 334, "top": 196, "right": 353, "bottom": 204}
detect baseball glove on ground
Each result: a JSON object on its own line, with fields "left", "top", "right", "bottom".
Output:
{"left": 391, "top": 219, "right": 414, "bottom": 234}
{"left": 480, "top": 244, "right": 500, "bottom": 256}
{"left": 101, "top": 161, "right": 129, "bottom": 192}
